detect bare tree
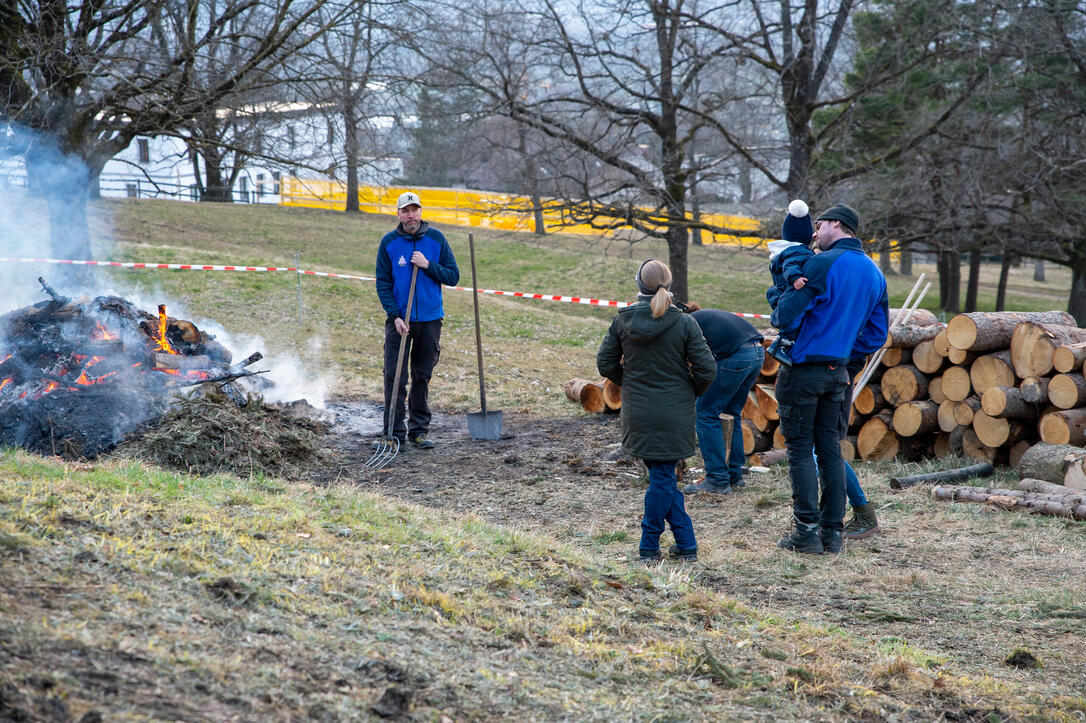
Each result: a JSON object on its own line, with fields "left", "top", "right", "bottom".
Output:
{"left": 0, "top": 0, "right": 334, "bottom": 282}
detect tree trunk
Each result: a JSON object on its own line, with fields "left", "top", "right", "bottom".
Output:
{"left": 1038, "top": 408, "right": 1086, "bottom": 446}
{"left": 995, "top": 254, "right": 1012, "bottom": 311}
{"left": 939, "top": 249, "right": 961, "bottom": 313}
{"left": 892, "top": 400, "right": 939, "bottom": 437}
{"left": 343, "top": 95, "right": 360, "bottom": 214}
{"left": 900, "top": 248, "right": 913, "bottom": 276}
{"left": 563, "top": 379, "right": 604, "bottom": 413}
{"left": 1053, "top": 342, "right": 1086, "bottom": 374}
{"left": 1019, "top": 377, "right": 1051, "bottom": 404}
{"left": 888, "top": 462, "right": 994, "bottom": 489}
{"left": 1048, "top": 373, "right": 1086, "bottom": 410}
{"left": 952, "top": 396, "right": 981, "bottom": 426}
{"left": 969, "top": 350, "right": 1017, "bottom": 398}
{"left": 1069, "top": 250, "right": 1086, "bottom": 326}
{"left": 879, "top": 238, "right": 894, "bottom": 275}
{"left": 666, "top": 224, "right": 689, "bottom": 303}
{"left": 888, "top": 324, "right": 942, "bottom": 348}
{"left": 931, "top": 485, "right": 1086, "bottom": 519}
{"left": 946, "top": 310, "right": 1076, "bottom": 351}
{"left": 964, "top": 247, "right": 982, "bottom": 312}
{"left": 857, "top": 410, "right": 897, "bottom": 461}
{"left": 912, "top": 341, "right": 945, "bottom": 374}
{"left": 941, "top": 366, "right": 972, "bottom": 402}
{"left": 1033, "top": 258, "right": 1046, "bottom": 282}
{"left": 979, "top": 386, "right": 1040, "bottom": 420}
{"left": 24, "top": 144, "right": 92, "bottom": 286}
{"left": 1009, "top": 322, "right": 1086, "bottom": 379}
{"left": 1017, "top": 441, "right": 1086, "bottom": 482}
{"left": 200, "top": 150, "right": 233, "bottom": 202}
{"left": 880, "top": 364, "right": 929, "bottom": 405}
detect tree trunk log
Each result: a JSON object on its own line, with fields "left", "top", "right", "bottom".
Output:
{"left": 1038, "top": 408, "right": 1086, "bottom": 446}
{"left": 1018, "top": 478, "right": 1082, "bottom": 495}
{"left": 890, "top": 307, "right": 940, "bottom": 327}
{"left": 1048, "top": 373, "right": 1086, "bottom": 410}
{"left": 933, "top": 328, "right": 951, "bottom": 357}
{"left": 972, "top": 410, "right": 1030, "bottom": 448}
{"left": 934, "top": 426, "right": 966, "bottom": 458}
{"left": 880, "top": 346, "right": 912, "bottom": 368}
{"left": 941, "top": 365, "right": 972, "bottom": 402}
{"left": 564, "top": 379, "right": 605, "bottom": 413}
{"left": 743, "top": 390, "right": 772, "bottom": 433}
{"left": 742, "top": 419, "right": 773, "bottom": 455}
{"left": 754, "top": 384, "right": 779, "bottom": 420}
{"left": 1009, "top": 440, "right": 1033, "bottom": 469}
{"left": 857, "top": 409, "right": 897, "bottom": 461}
{"left": 750, "top": 448, "right": 788, "bottom": 467}
{"left": 1019, "top": 377, "right": 1051, "bottom": 404}
{"left": 841, "top": 435, "right": 857, "bottom": 462}
{"left": 888, "top": 324, "right": 942, "bottom": 348}
{"left": 932, "top": 485, "right": 1086, "bottom": 519}
{"left": 889, "top": 461, "right": 994, "bottom": 489}
{"left": 773, "top": 425, "right": 787, "bottom": 449}
{"left": 602, "top": 378, "right": 622, "bottom": 410}
{"left": 952, "top": 397, "right": 982, "bottom": 427}
{"left": 854, "top": 383, "right": 885, "bottom": 416}
{"left": 1017, "top": 442, "right": 1086, "bottom": 483}
{"left": 893, "top": 400, "right": 940, "bottom": 437}
{"left": 946, "top": 310, "right": 1076, "bottom": 351}
{"left": 881, "top": 364, "right": 930, "bottom": 406}
{"left": 979, "top": 386, "right": 1041, "bottom": 420}
{"left": 1010, "top": 322, "right": 1086, "bottom": 379}
{"left": 969, "top": 350, "right": 1016, "bottom": 397}
{"left": 962, "top": 427, "right": 1008, "bottom": 465}
{"left": 946, "top": 347, "right": 977, "bottom": 366}
{"left": 1053, "top": 341, "right": 1086, "bottom": 374}
{"left": 912, "top": 341, "right": 945, "bottom": 374}
{"left": 938, "top": 399, "right": 960, "bottom": 433}
{"left": 929, "top": 375, "right": 947, "bottom": 404}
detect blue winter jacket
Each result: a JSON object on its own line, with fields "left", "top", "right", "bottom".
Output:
{"left": 767, "top": 244, "right": 815, "bottom": 309}
{"left": 376, "top": 221, "right": 460, "bottom": 323}
{"left": 770, "top": 238, "right": 889, "bottom": 364}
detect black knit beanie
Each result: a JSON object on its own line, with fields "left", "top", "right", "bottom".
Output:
{"left": 815, "top": 203, "right": 860, "bottom": 236}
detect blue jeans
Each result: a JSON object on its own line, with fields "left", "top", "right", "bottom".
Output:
{"left": 696, "top": 343, "right": 765, "bottom": 486}
{"left": 640, "top": 461, "right": 697, "bottom": 553}
{"left": 813, "top": 453, "right": 867, "bottom": 506}
{"left": 776, "top": 362, "right": 850, "bottom": 529}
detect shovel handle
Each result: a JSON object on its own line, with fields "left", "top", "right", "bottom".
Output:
{"left": 386, "top": 264, "right": 418, "bottom": 438}
{"left": 469, "top": 233, "right": 487, "bottom": 414}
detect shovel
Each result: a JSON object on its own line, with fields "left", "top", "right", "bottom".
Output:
{"left": 466, "top": 232, "right": 503, "bottom": 440}
{"left": 364, "top": 264, "right": 419, "bottom": 470}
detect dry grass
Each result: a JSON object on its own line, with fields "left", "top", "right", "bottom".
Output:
{"left": 3, "top": 449, "right": 1084, "bottom": 721}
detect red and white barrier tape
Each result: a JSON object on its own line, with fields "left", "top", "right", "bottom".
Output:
{"left": 0, "top": 256, "right": 773, "bottom": 319}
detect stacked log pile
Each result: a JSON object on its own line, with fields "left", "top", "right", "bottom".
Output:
{"left": 566, "top": 308, "right": 1086, "bottom": 472}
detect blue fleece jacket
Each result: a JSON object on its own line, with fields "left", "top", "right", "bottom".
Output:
{"left": 770, "top": 238, "right": 889, "bottom": 364}
{"left": 376, "top": 221, "right": 460, "bottom": 322}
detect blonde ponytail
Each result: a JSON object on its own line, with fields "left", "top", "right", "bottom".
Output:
{"left": 650, "top": 287, "right": 671, "bottom": 318}
{"left": 634, "top": 259, "right": 674, "bottom": 318}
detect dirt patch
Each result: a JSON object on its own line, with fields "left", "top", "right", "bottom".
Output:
{"left": 311, "top": 399, "right": 1086, "bottom": 698}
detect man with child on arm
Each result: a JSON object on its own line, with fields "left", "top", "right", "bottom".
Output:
{"left": 770, "top": 203, "right": 888, "bottom": 555}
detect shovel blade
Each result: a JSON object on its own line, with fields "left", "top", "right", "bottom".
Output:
{"left": 467, "top": 410, "right": 503, "bottom": 440}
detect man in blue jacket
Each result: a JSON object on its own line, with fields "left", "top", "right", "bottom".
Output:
{"left": 376, "top": 191, "right": 460, "bottom": 449}
{"left": 771, "top": 203, "right": 888, "bottom": 554}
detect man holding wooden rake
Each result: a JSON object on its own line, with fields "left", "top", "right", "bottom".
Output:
{"left": 771, "top": 203, "right": 889, "bottom": 554}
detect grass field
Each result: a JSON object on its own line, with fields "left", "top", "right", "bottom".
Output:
{"left": 1, "top": 196, "right": 1084, "bottom": 721}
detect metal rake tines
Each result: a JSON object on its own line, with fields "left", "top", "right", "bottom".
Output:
{"left": 363, "top": 437, "right": 400, "bottom": 470}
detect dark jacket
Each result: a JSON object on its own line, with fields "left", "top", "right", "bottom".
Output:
{"left": 771, "top": 237, "right": 889, "bottom": 364}
{"left": 690, "top": 309, "right": 763, "bottom": 360}
{"left": 597, "top": 302, "right": 717, "bottom": 461}
{"left": 376, "top": 221, "right": 460, "bottom": 323}
{"left": 767, "top": 244, "right": 815, "bottom": 309}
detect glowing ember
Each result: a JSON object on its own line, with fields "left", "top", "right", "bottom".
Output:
{"left": 93, "top": 322, "right": 118, "bottom": 341}
{"left": 0, "top": 378, "right": 11, "bottom": 394}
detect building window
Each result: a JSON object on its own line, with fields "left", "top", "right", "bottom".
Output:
{"left": 137, "top": 139, "right": 149, "bottom": 163}
{"left": 256, "top": 173, "right": 265, "bottom": 197}
{"left": 272, "top": 171, "right": 281, "bottom": 194}
{"left": 239, "top": 176, "right": 248, "bottom": 201}
{"left": 126, "top": 183, "right": 138, "bottom": 198}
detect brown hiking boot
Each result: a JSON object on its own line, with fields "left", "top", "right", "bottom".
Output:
{"left": 843, "top": 502, "right": 880, "bottom": 540}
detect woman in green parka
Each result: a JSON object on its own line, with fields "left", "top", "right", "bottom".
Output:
{"left": 597, "top": 259, "right": 717, "bottom": 562}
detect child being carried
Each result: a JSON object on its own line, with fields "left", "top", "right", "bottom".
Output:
{"left": 765, "top": 199, "right": 815, "bottom": 366}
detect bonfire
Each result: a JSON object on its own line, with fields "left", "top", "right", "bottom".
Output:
{"left": 0, "top": 278, "right": 265, "bottom": 459}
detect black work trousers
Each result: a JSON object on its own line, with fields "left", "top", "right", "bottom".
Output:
{"left": 382, "top": 318, "right": 441, "bottom": 440}
{"left": 776, "top": 361, "right": 850, "bottom": 529}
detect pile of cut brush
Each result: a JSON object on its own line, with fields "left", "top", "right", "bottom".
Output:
{"left": 0, "top": 278, "right": 265, "bottom": 459}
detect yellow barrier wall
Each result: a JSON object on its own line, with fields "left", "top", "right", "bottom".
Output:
{"left": 280, "top": 178, "right": 765, "bottom": 247}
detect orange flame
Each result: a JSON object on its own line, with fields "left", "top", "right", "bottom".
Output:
{"left": 93, "top": 322, "right": 118, "bottom": 341}
{"left": 155, "top": 305, "right": 176, "bottom": 354}
{"left": 0, "top": 377, "right": 11, "bottom": 394}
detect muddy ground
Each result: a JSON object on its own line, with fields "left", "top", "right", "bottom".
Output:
{"left": 313, "top": 399, "right": 1086, "bottom": 703}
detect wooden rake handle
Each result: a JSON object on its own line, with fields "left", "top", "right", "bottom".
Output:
{"left": 386, "top": 264, "right": 419, "bottom": 438}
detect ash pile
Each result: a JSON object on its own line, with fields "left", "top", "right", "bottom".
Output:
{"left": 0, "top": 278, "right": 267, "bottom": 459}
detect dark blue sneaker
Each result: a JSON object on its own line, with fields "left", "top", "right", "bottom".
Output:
{"left": 639, "top": 548, "right": 663, "bottom": 562}
{"left": 682, "top": 479, "right": 732, "bottom": 495}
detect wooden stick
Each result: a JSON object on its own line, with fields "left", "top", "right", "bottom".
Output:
{"left": 853, "top": 278, "right": 931, "bottom": 403}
